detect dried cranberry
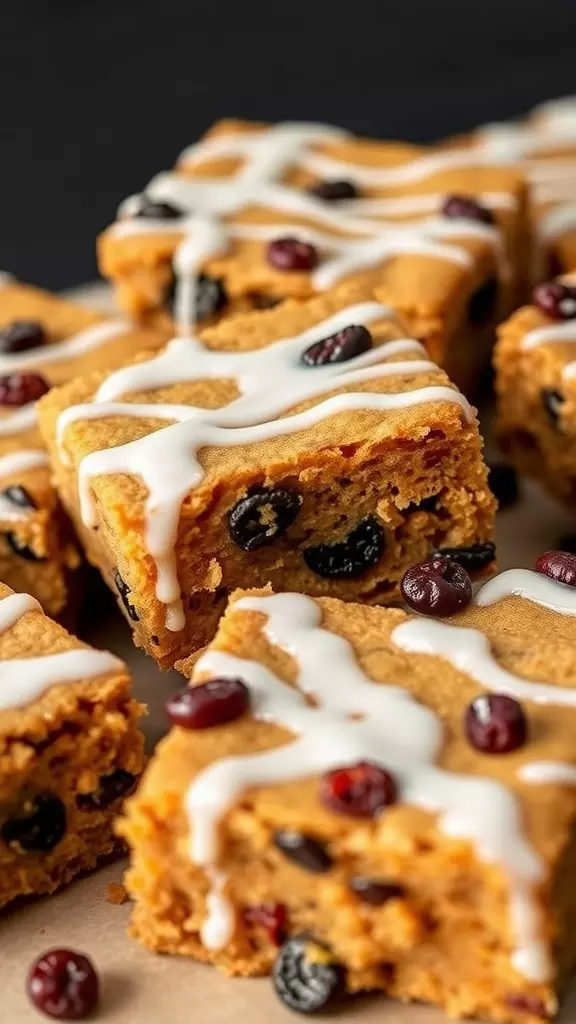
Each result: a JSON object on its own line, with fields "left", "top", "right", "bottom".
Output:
{"left": 303, "top": 516, "right": 385, "bottom": 578}
{"left": 1, "top": 793, "right": 66, "bottom": 852}
{"left": 273, "top": 830, "right": 333, "bottom": 874}
{"left": 165, "top": 678, "right": 250, "bottom": 729}
{"left": 533, "top": 280, "right": 576, "bottom": 320}
{"left": 136, "top": 196, "right": 183, "bottom": 219}
{"left": 245, "top": 903, "right": 288, "bottom": 946}
{"left": 488, "top": 463, "right": 519, "bottom": 510}
{"left": 535, "top": 549, "right": 576, "bottom": 587}
{"left": 301, "top": 324, "right": 372, "bottom": 366}
{"left": 0, "top": 372, "right": 50, "bottom": 406}
{"left": 1, "top": 485, "right": 36, "bottom": 509}
{"left": 166, "top": 273, "right": 228, "bottom": 320}
{"left": 76, "top": 769, "right": 137, "bottom": 811}
{"left": 267, "top": 237, "right": 318, "bottom": 272}
{"left": 348, "top": 877, "right": 405, "bottom": 905}
{"left": 401, "top": 557, "right": 472, "bottom": 616}
{"left": 465, "top": 694, "right": 527, "bottom": 754}
{"left": 113, "top": 569, "right": 139, "bottom": 621}
{"left": 442, "top": 194, "right": 494, "bottom": 225}
{"left": 228, "top": 487, "right": 302, "bottom": 551}
{"left": 541, "top": 387, "right": 565, "bottom": 428}
{"left": 273, "top": 936, "right": 345, "bottom": 1014}
{"left": 4, "top": 532, "right": 45, "bottom": 561}
{"left": 309, "top": 179, "right": 359, "bottom": 202}
{"left": 320, "top": 761, "right": 396, "bottom": 818}
{"left": 28, "top": 948, "right": 99, "bottom": 1020}
{"left": 506, "top": 994, "right": 549, "bottom": 1019}
{"left": 432, "top": 542, "right": 496, "bottom": 571}
{"left": 0, "top": 319, "right": 47, "bottom": 354}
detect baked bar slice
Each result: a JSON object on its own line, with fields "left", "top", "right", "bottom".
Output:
{"left": 120, "top": 564, "right": 576, "bottom": 1023}
{"left": 495, "top": 274, "right": 576, "bottom": 509}
{"left": 99, "top": 118, "right": 527, "bottom": 393}
{"left": 457, "top": 96, "right": 576, "bottom": 280}
{"left": 0, "top": 579, "right": 145, "bottom": 908}
{"left": 0, "top": 275, "right": 165, "bottom": 618}
{"left": 39, "top": 284, "right": 495, "bottom": 669}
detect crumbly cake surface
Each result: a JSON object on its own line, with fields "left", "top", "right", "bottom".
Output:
{"left": 121, "top": 572, "right": 576, "bottom": 1024}
{"left": 39, "top": 284, "right": 495, "bottom": 668}
{"left": 0, "top": 580, "right": 145, "bottom": 907}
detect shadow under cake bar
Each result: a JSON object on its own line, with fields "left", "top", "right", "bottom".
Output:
{"left": 39, "top": 284, "right": 495, "bottom": 670}
{"left": 0, "top": 274, "right": 166, "bottom": 618}
{"left": 0, "top": 580, "right": 145, "bottom": 908}
{"left": 98, "top": 118, "right": 527, "bottom": 394}
{"left": 454, "top": 96, "right": 576, "bottom": 281}
{"left": 121, "top": 564, "right": 576, "bottom": 1024}
{"left": 495, "top": 274, "right": 576, "bottom": 510}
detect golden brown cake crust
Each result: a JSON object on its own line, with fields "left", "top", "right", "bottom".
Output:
{"left": 39, "top": 284, "right": 495, "bottom": 668}
{"left": 121, "top": 581, "right": 576, "bottom": 1023}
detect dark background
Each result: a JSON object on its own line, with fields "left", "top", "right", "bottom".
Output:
{"left": 2, "top": 1, "right": 575, "bottom": 291}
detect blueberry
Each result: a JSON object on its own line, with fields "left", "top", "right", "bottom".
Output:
{"left": 1, "top": 485, "right": 36, "bottom": 510}
{"left": 309, "top": 180, "right": 359, "bottom": 202}
{"left": 432, "top": 542, "right": 496, "bottom": 571}
{"left": 228, "top": 487, "right": 302, "bottom": 551}
{"left": 303, "top": 516, "right": 385, "bottom": 578}
{"left": 274, "top": 830, "right": 332, "bottom": 874}
{"left": 136, "top": 196, "right": 183, "bottom": 220}
{"left": 76, "top": 769, "right": 137, "bottom": 811}
{"left": 2, "top": 794, "right": 66, "bottom": 852}
{"left": 0, "top": 320, "right": 47, "bottom": 354}
{"left": 166, "top": 273, "right": 228, "bottom": 321}
{"left": 273, "top": 936, "right": 346, "bottom": 1014}
{"left": 301, "top": 325, "right": 372, "bottom": 367}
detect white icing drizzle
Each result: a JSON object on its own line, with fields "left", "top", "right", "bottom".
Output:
{"left": 57, "top": 303, "right": 472, "bottom": 631}
{"left": 519, "top": 762, "right": 576, "bottom": 786}
{"left": 519, "top": 319, "right": 576, "bottom": 380}
{"left": 0, "top": 319, "right": 131, "bottom": 373}
{"left": 0, "top": 450, "right": 50, "bottom": 521}
{"left": 0, "top": 272, "right": 14, "bottom": 289}
{"left": 475, "top": 568, "right": 576, "bottom": 616}
{"left": 0, "top": 403, "right": 37, "bottom": 436}
{"left": 111, "top": 121, "right": 505, "bottom": 330}
{"left": 0, "top": 590, "right": 123, "bottom": 711}
{"left": 184, "top": 592, "right": 547, "bottom": 980}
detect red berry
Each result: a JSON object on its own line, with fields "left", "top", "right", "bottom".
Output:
{"left": 535, "top": 549, "right": 576, "bottom": 588}
{"left": 267, "top": 237, "right": 318, "bottom": 272}
{"left": 442, "top": 194, "right": 494, "bottom": 225}
{"left": 465, "top": 694, "right": 527, "bottom": 754}
{"left": 27, "top": 948, "right": 99, "bottom": 1020}
{"left": 245, "top": 902, "right": 288, "bottom": 945}
{"left": 533, "top": 280, "right": 576, "bottom": 320}
{"left": 320, "top": 761, "right": 396, "bottom": 818}
{"left": 165, "top": 677, "right": 250, "bottom": 729}
{"left": 401, "top": 557, "right": 472, "bottom": 616}
{"left": 0, "top": 372, "right": 50, "bottom": 406}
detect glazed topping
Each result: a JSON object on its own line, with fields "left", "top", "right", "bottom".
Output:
{"left": 273, "top": 830, "right": 333, "bottom": 874}
{"left": 57, "top": 301, "right": 472, "bottom": 631}
{"left": 228, "top": 487, "right": 302, "bottom": 551}
{"left": 273, "top": 936, "right": 345, "bottom": 1014}
{"left": 533, "top": 280, "right": 576, "bottom": 320}
{"left": 465, "top": 694, "right": 527, "bottom": 754}
{"left": 245, "top": 902, "right": 288, "bottom": 946}
{"left": 348, "top": 877, "right": 405, "bottom": 905}
{"left": 0, "top": 372, "right": 50, "bottom": 406}
{"left": 301, "top": 324, "right": 372, "bottom": 366}
{"left": 400, "top": 557, "right": 472, "bottom": 616}
{"left": 266, "top": 237, "right": 319, "bottom": 272}
{"left": 303, "top": 516, "right": 385, "bottom": 578}
{"left": 165, "top": 678, "right": 250, "bottom": 729}
{"left": 442, "top": 194, "right": 494, "bottom": 225}
{"left": 136, "top": 196, "right": 183, "bottom": 219}
{"left": 184, "top": 583, "right": 576, "bottom": 976}
{"left": 28, "top": 948, "right": 99, "bottom": 1020}
{"left": 476, "top": 567, "right": 576, "bottom": 617}
{"left": 1, "top": 793, "right": 66, "bottom": 852}
{"left": 535, "top": 549, "right": 576, "bottom": 588}
{"left": 0, "top": 319, "right": 46, "bottom": 354}
{"left": 308, "top": 179, "right": 359, "bottom": 201}
{"left": 432, "top": 542, "right": 496, "bottom": 571}
{"left": 319, "top": 760, "right": 396, "bottom": 818}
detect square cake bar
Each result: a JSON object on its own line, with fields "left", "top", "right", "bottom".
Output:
{"left": 121, "top": 565, "right": 576, "bottom": 1023}
{"left": 495, "top": 274, "right": 576, "bottom": 510}
{"left": 0, "top": 274, "right": 165, "bottom": 618}
{"left": 98, "top": 118, "right": 527, "bottom": 392}
{"left": 0, "top": 580, "right": 145, "bottom": 908}
{"left": 39, "top": 284, "right": 495, "bottom": 669}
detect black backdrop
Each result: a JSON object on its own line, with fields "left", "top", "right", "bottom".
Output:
{"left": 2, "top": 1, "right": 575, "bottom": 290}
